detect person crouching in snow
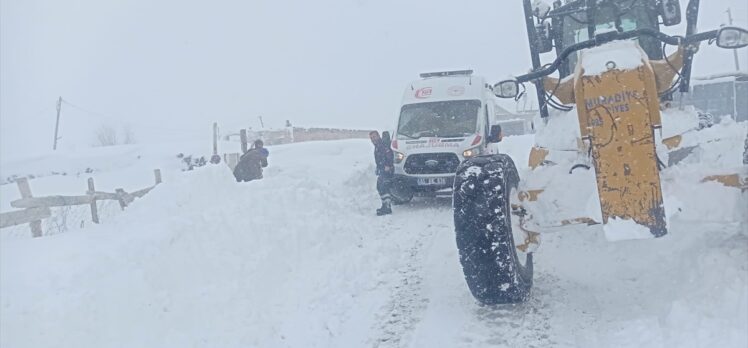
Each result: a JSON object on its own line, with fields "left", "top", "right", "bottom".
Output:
{"left": 370, "top": 130, "right": 394, "bottom": 216}
{"left": 233, "top": 139, "right": 269, "bottom": 182}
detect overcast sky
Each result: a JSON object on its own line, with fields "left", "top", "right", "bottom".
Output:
{"left": 1, "top": 0, "right": 746, "bottom": 158}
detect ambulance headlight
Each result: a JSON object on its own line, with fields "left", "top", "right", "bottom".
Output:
{"left": 463, "top": 147, "right": 481, "bottom": 158}
{"left": 394, "top": 151, "right": 405, "bottom": 163}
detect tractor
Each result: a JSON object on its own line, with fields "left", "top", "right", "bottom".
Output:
{"left": 453, "top": 0, "right": 748, "bottom": 304}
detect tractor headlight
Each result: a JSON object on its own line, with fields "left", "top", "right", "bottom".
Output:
{"left": 394, "top": 151, "right": 405, "bottom": 163}
{"left": 463, "top": 147, "right": 481, "bottom": 158}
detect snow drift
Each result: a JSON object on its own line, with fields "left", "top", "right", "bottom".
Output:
{"left": 1, "top": 123, "right": 746, "bottom": 347}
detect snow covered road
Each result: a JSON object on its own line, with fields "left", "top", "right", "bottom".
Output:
{"left": 1, "top": 137, "right": 746, "bottom": 347}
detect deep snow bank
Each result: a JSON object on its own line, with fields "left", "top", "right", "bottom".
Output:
{"left": 1, "top": 131, "right": 746, "bottom": 347}
{"left": 1, "top": 139, "right": 401, "bottom": 347}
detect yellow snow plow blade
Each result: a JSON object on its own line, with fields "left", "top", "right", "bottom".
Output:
{"left": 662, "top": 135, "right": 682, "bottom": 150}
{"left": 574, "top": 63, "right": 667, "bottom": 238}
{"left": 528, "top": 146, "right": 549, "bottom": 169}
{"left": 702, "top": 174, "right": 748, "bottom": 190}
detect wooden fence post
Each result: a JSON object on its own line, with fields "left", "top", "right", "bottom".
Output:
{"left": 87, "top": 178, "right": 99, "bottom": 224}
{"left": 210, "top": 123, "right": 222, "bottom": 164}
{"left": 213, "top": 122, "right": 219, "bottom": 156}
{"left": 240, "top": 129, "right": 248, "bottom": 153}
{"left": 0, "top": 207, "right": 51, "bottom": 229}
{"left": 154, "top": 169, "right": 162, "bottom": 185}
{"left": 16, "top": 178, "right": 42, "bottom": 237}
{"left": 1, "top": 170, "right": 166, "bottom": 235}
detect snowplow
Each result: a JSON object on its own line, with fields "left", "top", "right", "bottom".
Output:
{"left": 453, "top": 0, "right": 748, "bottom": 304}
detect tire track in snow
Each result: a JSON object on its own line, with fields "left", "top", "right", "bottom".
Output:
{"left": 460, "top": 272, "right": 558, "bottom": 347}
{"left": 405, "top": 223, "right": 602, "bottom": 347}
{"left": 370, "top": 204, "right": 598, "bottom": 348}
{"left": 371, "top": 202, "right": 450, "bottom": 348}
{"left": 372, "top": 235, "right": 430, "bottom": 348}
{"left": 455, "top": 239, "right": 601, "bottom": 347}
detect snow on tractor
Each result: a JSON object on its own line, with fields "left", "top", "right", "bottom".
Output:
{"left": 453, "top": 0, "right": 748, "bottom": 304}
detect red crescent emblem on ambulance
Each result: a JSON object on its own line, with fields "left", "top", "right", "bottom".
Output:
{"left": 415, "top": 87, "right": 432, "bottom": 99}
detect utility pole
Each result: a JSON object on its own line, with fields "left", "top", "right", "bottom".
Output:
{"left": 726, "top": 8, "right": 740, "bottom": 71}
{"left": 258, "top": 115, "right": 265, "bottom": 129}
{"left": 53, "top": 96, "right": 62, "bottom": 150}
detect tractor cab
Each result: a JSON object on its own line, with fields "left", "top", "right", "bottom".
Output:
{"left": 524, "top": 0, "right": 688, "bottom": 116}
{"left": 543, "top": 0, "right": 668, "bottom": 78}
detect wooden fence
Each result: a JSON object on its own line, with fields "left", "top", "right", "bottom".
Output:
{"left": 0, "top": 169, "right": 162, "bottom": 238}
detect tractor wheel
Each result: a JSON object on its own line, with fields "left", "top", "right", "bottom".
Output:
{"left": 453, "top": 154, "right": 533, "bottom": 304}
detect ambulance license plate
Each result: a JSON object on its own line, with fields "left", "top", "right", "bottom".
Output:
{"left": 417, "top": 177, "right": 447, "bottom": 186}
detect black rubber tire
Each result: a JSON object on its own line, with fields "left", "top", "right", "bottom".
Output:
{"left": 390, "top": 178, "right": 414, "bottom": 205}
{"left": 391, "top": 193, "right": 414, "bottom": 205}
{"left": 453, "top": 154, "right": 533, "bottom": 304}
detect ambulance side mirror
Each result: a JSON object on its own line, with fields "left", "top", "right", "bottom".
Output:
{"left": 493, "top": 80, "right": 519, "bottom": 98}
{"left": 488, "top": 125, "right": 503, "bottom": 143}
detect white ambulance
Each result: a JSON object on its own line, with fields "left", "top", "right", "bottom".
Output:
{"left": 390, "top": 70, "right": 504, "bottom": 203}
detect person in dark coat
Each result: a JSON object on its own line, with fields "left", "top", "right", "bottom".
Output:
{"left": 233, "top": 139, "right": 269, "bottom": 182}
{"left": 370, "top": 130, "right": 394, "bottom": 215}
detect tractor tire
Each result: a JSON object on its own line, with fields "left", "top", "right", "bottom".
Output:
{"left": 453, "top": 154, "right": 533, "bottom": 304}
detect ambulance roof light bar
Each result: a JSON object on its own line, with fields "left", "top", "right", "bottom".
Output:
{"left": 419, "top": 69, "right": 474, "bottom": 79}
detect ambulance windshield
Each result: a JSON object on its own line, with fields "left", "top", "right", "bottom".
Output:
{"left": 397, "top": 100, "right": 480, "bottom": 139}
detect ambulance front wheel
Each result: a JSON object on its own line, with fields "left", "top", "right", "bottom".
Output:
{"left": 390, "top": 184, "right": 414, "bottom": 205}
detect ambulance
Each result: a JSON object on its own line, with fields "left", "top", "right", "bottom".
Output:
{"left": 390, "top": 70, "right": 504, "bottom": 203}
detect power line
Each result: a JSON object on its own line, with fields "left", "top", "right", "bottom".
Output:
{"left": 60, "top": 98, "right": 206, "bottom": 135}
{"left": 61, "top": 99, "right": 122, "bottom": 122}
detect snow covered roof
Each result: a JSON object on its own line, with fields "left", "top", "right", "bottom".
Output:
{"left": 692, "top": 71, "right": 748, "bottom": 85}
